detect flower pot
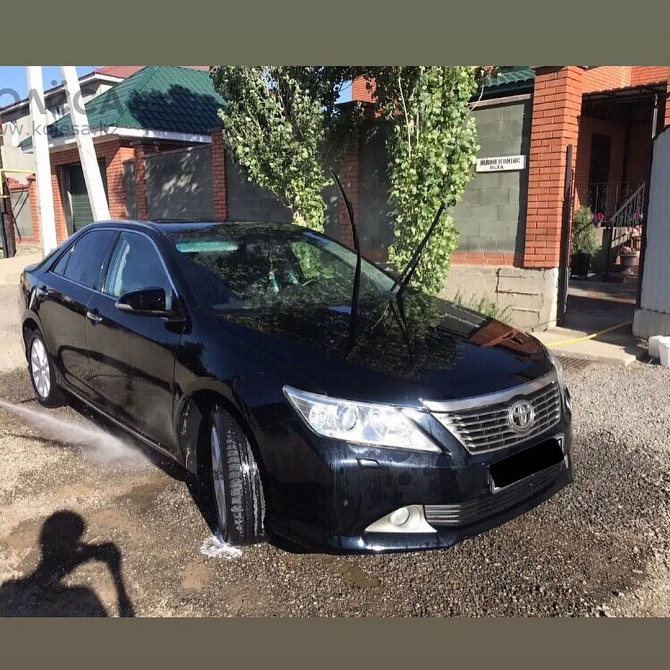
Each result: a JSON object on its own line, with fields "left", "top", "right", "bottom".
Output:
{"left": 620, "top": 252, "right": 639, "bottom": 277}
{"left": 632, "top": 237, "right": 642, "bottom": 251}
{"left": 570, "top": 252, "right": 591, "bottom": 278}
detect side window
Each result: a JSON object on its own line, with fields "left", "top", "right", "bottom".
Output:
{"left": 103, "top": 233, "right": 173, "bottom": 308}
{"left": 51, "top": 246, "right": 73, "bottom": 276}
{"left": 59, "top": 230, "right": 117, "bottom": 290}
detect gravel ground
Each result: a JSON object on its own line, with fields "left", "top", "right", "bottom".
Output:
{"left": 1, "top": 284, "right": 669, "bottom": 617}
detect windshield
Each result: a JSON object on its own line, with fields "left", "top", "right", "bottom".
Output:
{"left": 169, "top": 225, "right": 396, "bottom": 312}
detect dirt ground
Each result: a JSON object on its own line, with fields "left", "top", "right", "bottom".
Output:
{"left": 1, "top": 283, "right": 670, "bottom": 617}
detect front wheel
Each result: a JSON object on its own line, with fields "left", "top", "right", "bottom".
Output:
{"left": 209, "top": 406, "right": 266, "bottom": 546}
{"left": 27, "top": 330, "right": 65, "bottom": 407}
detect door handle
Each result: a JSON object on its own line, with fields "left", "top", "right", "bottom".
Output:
{"left": 86, "top": 309, "right": 103, "bottom": 325}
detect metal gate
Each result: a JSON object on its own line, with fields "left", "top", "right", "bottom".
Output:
{"left": 557, "top": 144, "right": 575, "bottom": 323}
{"left": 64, "top": 160, "right": 107, "bottom": 233}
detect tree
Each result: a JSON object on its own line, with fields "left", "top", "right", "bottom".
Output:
{"left": 364, "top": 67, "right": 481, "bottom": 294}
{"left": 211, "top": 67, "right": 356, "bottom": 230}
{"left": 213, "top": 66, "right": 483, "bottom": 295}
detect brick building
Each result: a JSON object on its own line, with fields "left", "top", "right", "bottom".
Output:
{"left": 12, "top": 65, "right": 670, "bottom": 331}
{"left": 16, "top": 66, "right": 224, "bottom": 245}
{"left": 340, "top": 66, "right": 670, "bottom": 329}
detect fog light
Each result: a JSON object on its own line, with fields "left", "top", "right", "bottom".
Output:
{"left": 365, "top": 505, "right": 437, "bottom": 534}
{"left": 565, "top": 387, "right": 572, "bottom": 412}
{"left": 389, "top": 507, "right": 411, "bottom": 527}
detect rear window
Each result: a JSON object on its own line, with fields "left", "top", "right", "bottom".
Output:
{"left": 52, "top": 230, "right": 118, "bottom": 290}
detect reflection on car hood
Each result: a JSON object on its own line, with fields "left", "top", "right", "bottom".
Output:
{"left": 218, "top": 292, "right": 553, "bottom": 406}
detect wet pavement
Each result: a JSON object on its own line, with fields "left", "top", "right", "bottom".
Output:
{"left": 1, "top": 284, "right": 669, "bottom": 617}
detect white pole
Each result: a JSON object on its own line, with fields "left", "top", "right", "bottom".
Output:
{"left": 27, "top": 67, "right": 58, "bottom": 256}
{"left": 60, "top": 66, "right": 110, "bottom": 221}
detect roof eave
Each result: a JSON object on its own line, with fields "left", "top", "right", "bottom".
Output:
{"left": 19, "top": 126, "right": 214, "bottom": 153}
{"left": 0, "top": 71, "right": 125, "bottom": 116}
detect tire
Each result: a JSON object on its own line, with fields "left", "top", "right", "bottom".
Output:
{"left": 209, "top": 406, "right": 266, "bottom": 546}
{"left": 27, "top": 329, "right": 65, "bottom": 408}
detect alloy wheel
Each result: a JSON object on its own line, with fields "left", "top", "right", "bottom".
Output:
{"left": 210, "top": 424, "right": 228, "bottom": 536}
{"left": 30, "top": 338, "right": 51, "bottom": 399}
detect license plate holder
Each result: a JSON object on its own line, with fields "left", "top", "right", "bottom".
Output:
{"left": 489, "top": 436, "right": 564, "bottom": 491}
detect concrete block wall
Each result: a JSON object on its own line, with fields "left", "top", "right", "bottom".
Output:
{"left": 145, "top": 145, "right": 214, "bottom": 221}
{"left": 442, "top": 265, "right": 559, "bottom": 331}
{"left": 225, "top": 154, "right": 291, "bottom": 223}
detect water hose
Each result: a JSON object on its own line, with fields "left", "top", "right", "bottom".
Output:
{"left": 545, "top": 321, "right": 632, "bottom": 348}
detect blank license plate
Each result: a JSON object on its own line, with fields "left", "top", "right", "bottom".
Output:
{"left": 489, "top": 438, "right": 564, "bottom": 490}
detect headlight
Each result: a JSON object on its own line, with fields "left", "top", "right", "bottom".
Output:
{"left": 546, "top": 347, "right": 565, "bottom": 389}
{"left": 283, "top": 386, "right": 440, "bottom": 453}
{"left": 546, "top": 347, "right": 570, "bottom": 411}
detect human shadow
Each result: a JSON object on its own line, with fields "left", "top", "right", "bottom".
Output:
{"left": 0, "top": 511, "right": 135, "bottom": 617}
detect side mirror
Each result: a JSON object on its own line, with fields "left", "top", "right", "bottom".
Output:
{"left": 115, "top": 287, "right": 172, "bottom": 316}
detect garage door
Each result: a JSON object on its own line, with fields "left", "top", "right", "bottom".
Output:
{"left": 66, "top": 161, "right": 107, "bottom": 233}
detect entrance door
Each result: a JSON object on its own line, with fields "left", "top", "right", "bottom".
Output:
{"left": 65, "top": 161, "right": 108, "bottom": 233}
{"left": 588, "top": 133, "right": 611, "bottom": 215}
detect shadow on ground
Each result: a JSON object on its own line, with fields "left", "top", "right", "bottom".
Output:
{"left": 0, "top": 510, "right": 134, "bottom": 616}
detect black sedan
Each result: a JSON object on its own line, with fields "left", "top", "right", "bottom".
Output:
{"left": 19, "top": 220, "right": 572, "bottom": 553}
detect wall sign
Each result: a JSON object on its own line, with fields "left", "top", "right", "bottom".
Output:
{"left": 475, "top": 155, "right": 526, "bottom": 173}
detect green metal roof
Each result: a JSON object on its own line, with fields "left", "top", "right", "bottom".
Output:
{"left": 481, "top": 66, "right": 535, "bottom": 98}
{"left": 20, "top": 66, "right": 224, "bottom": 149}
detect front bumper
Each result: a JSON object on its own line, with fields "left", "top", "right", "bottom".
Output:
{"left": 264, "top": 410, "right": 573, "bottom": 554}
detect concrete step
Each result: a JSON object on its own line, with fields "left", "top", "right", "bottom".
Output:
{"left": 534, "top": 326, "right": 644, "bottom": 367}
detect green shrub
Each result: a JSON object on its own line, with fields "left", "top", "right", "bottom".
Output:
{"left": 571, "top": 206, "right": 600, "bottom": 256}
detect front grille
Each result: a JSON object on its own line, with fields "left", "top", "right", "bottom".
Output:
{"left": 431, "top": 381, "right": 562, "bottom": 454}
{"left": 424, "top": 462, "right": 564, "bottom": 526}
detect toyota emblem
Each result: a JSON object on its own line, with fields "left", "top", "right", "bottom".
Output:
{"left": 507, "top": 400, "right": 535, "bottom": 432}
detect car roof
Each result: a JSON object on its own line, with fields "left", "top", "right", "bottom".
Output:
{"left": 82, "top": 219, "right": 309, "bottom": 236}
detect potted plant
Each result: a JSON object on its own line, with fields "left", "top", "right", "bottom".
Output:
{"left": 570, "top": 206, "right": 600, "bottom": 278}
{"left": 619, "top": 244, "right": 638, "bottom": 275}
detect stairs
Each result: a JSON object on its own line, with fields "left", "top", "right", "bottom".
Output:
{"left": 605, "top": 183, "right": 645, "bottom": 281}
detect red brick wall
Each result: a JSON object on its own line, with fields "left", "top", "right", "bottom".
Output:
{"left": 451, "top": 251, "right": 522, "bottom": 267}
{"left": 337, "top": 136, "right": 360, "bottom": 248}
{"left": 631, "top": 66, "right": 670, "bottom": 87}
{"left": 351, "top": 77, "right": 375, "bottom": 103}
{"left": 582, "top": 67, "right": 631, "bottom": 93}
{"left": 133, "top": 142, "right": 161, "bottom": 221}
{"left": 109, "top": 145, "right": 134, "bottom": 219}
{"left": 524, "top": 66, "right": 583, "bottom": 269}
{"left": 28, "top": 138, "right": 132, "bottom": 244}
{"left": 211, "top": 129, "right": 228, "bottom": 220}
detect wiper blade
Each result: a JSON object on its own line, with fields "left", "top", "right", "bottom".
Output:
{"left": 331, "top": 169, "right": 361, "bottom": 353}
{"left": 392, "top": 203, "right": 446, "bottom": 299}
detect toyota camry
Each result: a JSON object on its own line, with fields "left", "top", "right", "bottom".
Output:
{"left": 19, "top": 219, "right": 573, "bottom": 553}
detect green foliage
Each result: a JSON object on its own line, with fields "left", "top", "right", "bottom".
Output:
{"left": 571, "top": 206, "right": 600, "bottom": 256}
{"left": 213, "top": 66, "right": 481, "bottom": 295}
{"left": 364, "top": 67, "right": 481, "bottom": 294}
{"left": 453, "top": 290, "right": 512, "bottom": 322}
{"left": 211, "top": 67, "right": 357, "bottom": 231}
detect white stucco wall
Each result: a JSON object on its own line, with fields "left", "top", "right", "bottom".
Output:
{"left": 634, "top": 127, "right": 670, "bottom": 338}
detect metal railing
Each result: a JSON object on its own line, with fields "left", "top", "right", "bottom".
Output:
{"left": 575, "top": 181, "right": 644, "bottom": 222}
{"left": 610, "top": 183, "right": 645, "bottom": 229}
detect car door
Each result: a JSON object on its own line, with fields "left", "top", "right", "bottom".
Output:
{"left": 35, "top": 229, "right": 118, "bottom": 398}
{"left": 85, "top": 231, "right": 185, "bottom": 451}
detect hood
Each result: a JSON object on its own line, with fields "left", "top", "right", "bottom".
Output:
{"left": 218, "top": 292, "right": 553, "bottom": 407}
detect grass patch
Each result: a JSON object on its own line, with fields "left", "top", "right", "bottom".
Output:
{"left": 452, "top": 291, "right": 512, "bottom": 322}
